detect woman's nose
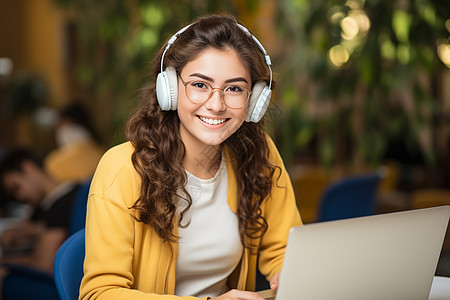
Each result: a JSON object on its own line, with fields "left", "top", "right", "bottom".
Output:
{"left": 204, "top": 89, "right": 226, "bottom": 112}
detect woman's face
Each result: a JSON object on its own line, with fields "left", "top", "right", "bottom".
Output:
{"left": 177, "top": 47, "right": 250, "bottom": 151}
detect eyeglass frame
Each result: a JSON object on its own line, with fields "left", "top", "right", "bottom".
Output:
{"left": 179, "top": 75, "right": 252, "bottom": 109}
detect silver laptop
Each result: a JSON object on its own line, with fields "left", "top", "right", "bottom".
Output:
{"left": 271, "top": 206, "right": 450, "bottom": 300}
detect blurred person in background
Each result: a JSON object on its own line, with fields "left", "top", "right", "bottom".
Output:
{"left": 0, "top": 148, "right": 80, "bottom": 275}
{"left": 44, "top": 101, "right": 105, "bottom": 182}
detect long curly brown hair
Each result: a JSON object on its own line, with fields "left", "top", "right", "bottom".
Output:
{"left": 126, "top": 15, "right": 278, "bottom": 251}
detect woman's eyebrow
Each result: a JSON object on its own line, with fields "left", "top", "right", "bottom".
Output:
{"left": 225, "top": 77, "right": 249, "bottom": 84}
{"left": 189, "top": 73, "right": 249, "bottom": 84}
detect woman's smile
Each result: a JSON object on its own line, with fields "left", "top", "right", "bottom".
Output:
{"left": 197, "top": 115, "right": 229, "bottom": 126}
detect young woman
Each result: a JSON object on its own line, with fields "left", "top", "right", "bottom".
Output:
{"left": 79, "top": 14, "right": 302, "bottom": 300}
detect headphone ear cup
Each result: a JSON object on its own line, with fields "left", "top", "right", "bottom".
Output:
{"left": 246, "top": 81, "right": 271, "bottom": 123}
{"left": 156, "top": 71, "right": 170, "bottom": 110}
{"left": 156, "top": 67, "right": 178, "bottom": 110}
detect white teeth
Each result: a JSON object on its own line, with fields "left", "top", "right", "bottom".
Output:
{"left": 199, "top": 116, "right": 226, "bottom": 125}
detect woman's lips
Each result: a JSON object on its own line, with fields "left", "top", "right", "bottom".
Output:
{"left": 197, "top": 116, "right": 228, "bottom": 125}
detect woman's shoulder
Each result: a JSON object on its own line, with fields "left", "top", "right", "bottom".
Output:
{"left": 264, "top": 133, "right": 277, "bottom": 150}
{"left": 264, "top": 133, "right": 284, "bottom": 164}
{"left": 100, "top": 141, "right": 134, "bottom": 162}
{"left": 91, "top": 141, "right": 140, "bottom": 206}
{"left": 95, "top": 141, "right": 136, "bottom": 178}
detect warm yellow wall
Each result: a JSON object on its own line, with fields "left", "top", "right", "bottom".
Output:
{"left": 0, "top": 0, "right": 68, "bottom": 149}
{"left": 0, "top": 0, "right": 68, "bottom": 106}
{"left": 0, "top": 1, "right": 27, "bottom": 69}
{"left": 24, "top": 0, "right": 68, "bottom": 105}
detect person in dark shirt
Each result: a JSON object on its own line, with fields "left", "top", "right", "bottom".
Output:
{"left": 0, "top": 148, "right": 80, "bottom": 274}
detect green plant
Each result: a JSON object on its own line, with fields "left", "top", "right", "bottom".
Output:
{"left": 274, "top": 0, "right": 449, "bottom": 169}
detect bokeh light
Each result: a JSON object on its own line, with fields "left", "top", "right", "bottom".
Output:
{"left": 437, "top": 39, "right": 450, "bottom": 68}
{"left": 341, "top": 16, "right": 359, "bottom": 40}
{"left": 340, "top": 9, "right": 370, "bottom": 40}
{"left": 0, "top": 57, "right": 13, "bottom": 76}
{"left": 329, "top": 45, "right": 350, "bottom": 67}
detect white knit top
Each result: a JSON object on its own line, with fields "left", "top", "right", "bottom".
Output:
{"left": 175, "top": 158, "right": 243, "bottom": 298}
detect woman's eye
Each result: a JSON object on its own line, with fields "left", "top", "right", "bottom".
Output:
{"left": 191, "top": 82, "right": 208, "bottom": 89}
{"left": 226, "top": 86, "right": 244, "bottom": 93}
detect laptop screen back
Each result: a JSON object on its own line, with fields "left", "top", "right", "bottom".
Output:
{"left": 276, "top": 206, "right": 450, "bottom": 300}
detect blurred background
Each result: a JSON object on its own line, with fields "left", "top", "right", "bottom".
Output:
{"left": 0, "top": 0, "right": 449, "bottom": 248}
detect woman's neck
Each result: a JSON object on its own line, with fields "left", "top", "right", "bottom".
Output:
{"left": 183, "top": 143, "right": 222, "bottom": 180}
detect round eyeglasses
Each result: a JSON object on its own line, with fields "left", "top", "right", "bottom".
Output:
{"left": 179, "top": 76, "right": 251, "bottom": 109}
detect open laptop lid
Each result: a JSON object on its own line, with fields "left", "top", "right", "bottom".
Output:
{"left": 275, "top": 206, "right": 450, "bottom": 300}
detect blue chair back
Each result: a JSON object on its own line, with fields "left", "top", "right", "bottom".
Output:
{"left": 317, "top": 171, "right": 382, "bottom": 222}
{"left": 53, "top": 229, "right": 86, "bottom": 300}
{"left": 69, "top": 179, "right": 91, "bottom": 235}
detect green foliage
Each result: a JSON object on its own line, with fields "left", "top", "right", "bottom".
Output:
{"left": 275, "top": 0, "right": 449, "bottom": 167}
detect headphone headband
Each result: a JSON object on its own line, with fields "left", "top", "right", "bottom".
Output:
{"left": 159, "top": 22, "right": 273, "bottom": 88}
{"left": 160, "top": 24, "right": 192, "bottom": 73}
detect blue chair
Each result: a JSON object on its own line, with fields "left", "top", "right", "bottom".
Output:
{"left": 317, "top": 171, "right": 383, "bottom": 222}
{"left": 53, "top": 229, "right": 86, "bottom": 300}
{"left": 69, "top": 179, "right": 91, "bottom": 235}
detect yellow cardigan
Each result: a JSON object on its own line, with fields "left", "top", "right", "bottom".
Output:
{"left": 79, "top": 136, "right": 302, "bottom": 300}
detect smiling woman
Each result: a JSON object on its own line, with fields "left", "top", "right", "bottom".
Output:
{"left": 79, "top": 14, "right": 302, "bottom": 300}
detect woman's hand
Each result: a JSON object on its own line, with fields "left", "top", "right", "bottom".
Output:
{"left": 212, "top": 289, "right": 265, "bottom": 300}
{"left": 269, "top": 272, "right": 281, "bottom": 291}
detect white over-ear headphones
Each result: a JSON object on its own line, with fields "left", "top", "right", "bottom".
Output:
{"left": 155, "top": 22, "right": 273, "bottom": 123}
